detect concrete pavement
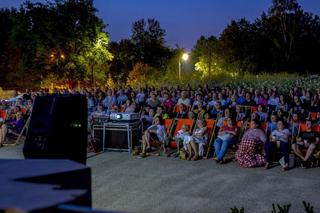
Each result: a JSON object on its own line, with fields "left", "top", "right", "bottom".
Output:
{"left": 1, "top": 145, "right": 319, "bottom": 213}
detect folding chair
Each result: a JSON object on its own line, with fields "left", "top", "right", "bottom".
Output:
{"left": 310, "top": 112, "right": 317, "bottom": 121}
{"left": 0, "top": 109, "right": 7, "bottom": 120}
{"left": 204, "top": 119, "right": 216, "bottom": 158}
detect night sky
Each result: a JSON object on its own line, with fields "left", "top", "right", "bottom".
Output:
{"left": 1, "top": 0, "right": 320, "bottom": 50}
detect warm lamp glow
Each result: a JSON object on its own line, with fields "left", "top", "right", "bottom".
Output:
{"left": 182, "top": 53, "right": 189, "bottom": 61}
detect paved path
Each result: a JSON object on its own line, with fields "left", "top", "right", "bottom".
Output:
{"left": 1, "top": 146, "right": 319, "bottom": 213}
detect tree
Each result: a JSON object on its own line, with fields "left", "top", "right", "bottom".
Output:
{"left": 79, "top": 32, "right": 113, "bottom": 89}
{"left": 4, "top": 0, "right": 112, "bottom": 89}
{"left": 191, "top": 35, "right": 222, "bottom": 77}
{"left": 127, "top": 63, "right": 159, "bottom": 87}
{"left": 131, "top": 18, "right": 171, "bottom": 71}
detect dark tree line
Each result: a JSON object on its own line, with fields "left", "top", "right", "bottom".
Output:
{"left": 209, "top": 0, "right": 320, "bottom": 73}
{"left": 0, "top": 0, "right": 319, "bottom": 89}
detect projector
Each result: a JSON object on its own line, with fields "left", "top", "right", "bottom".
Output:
{"left": 109, "top": 112, "right": 140, "bottom": 121}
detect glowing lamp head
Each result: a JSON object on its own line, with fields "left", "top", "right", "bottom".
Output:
{"left": 182, "top": 53, "right": 189, "bottom": 61}
{"left": 116, "top": 114, "right": 122, "bottom": 119}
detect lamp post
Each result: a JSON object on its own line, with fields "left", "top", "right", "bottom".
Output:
{"left": 179, "top": 53, "right": 189, "bottom": 80}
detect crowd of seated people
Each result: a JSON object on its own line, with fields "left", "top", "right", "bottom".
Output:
{"left": 1, "top": 84, "right": 320, "bottom": 170}
{"left": 0, "top": 92, "right": 35, "bottom": 145}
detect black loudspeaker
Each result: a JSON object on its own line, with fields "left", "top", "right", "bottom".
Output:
{"left": 23, "top": 95, "right": 88, "bottom": 164}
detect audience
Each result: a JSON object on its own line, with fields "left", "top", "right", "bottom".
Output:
{"left": 1, "top": 82, "right": 320, "bottom": 170}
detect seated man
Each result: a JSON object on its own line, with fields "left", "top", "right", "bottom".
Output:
{"left": 5, "top": 111, "right": 25, "bottom": 139}
{"left": 292, "top": 120, "right": 319, "bottom": 168}
{"left": 140, "top": 116, "right": 167, "bottom": 158}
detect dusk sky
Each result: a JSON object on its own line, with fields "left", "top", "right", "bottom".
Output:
{"left": 1, "top": 0, "right": 320, "bottom": 50}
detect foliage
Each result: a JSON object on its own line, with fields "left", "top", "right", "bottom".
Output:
{"left": 271, "top": 203, "right": 291, "bottom": 213}
{"left": 230, "top": 206, "right": 244, "bottom": 213}
{"left": 127, "top": 63, "right": 159, "bottom": 87}
{"left": 302, "top": 201, "right": 315, "bottom": 213}
{"left": 0, "top": 0, "right": 112, "bottom": 89}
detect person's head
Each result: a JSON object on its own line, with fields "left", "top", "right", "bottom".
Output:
{"left": 292, "top": 113, "right": 299, "bottom": 122}
{"left": 16, "top": 111, "right": 23, "bottom": 120}
{"left": 156, "top": 106, "right": 164, "bottom": 115}
{"left": 251, "top": 119, "right": 261, "bottom": 129}
{"left": 277, "top": 109, "right": 283, "bottom": 118}
{"left": 149, "top": 108, "right": 155, "bottom": 116}
{"left": 27, "top": 99, "right": 33, "bottom": 106}
{"left": 196, "top": 93, "right": 202, "bottom": 101}
{"left": 277, "top": 120, "right": 285, "bottom": 130}
{"left": 204, "top": 112, "right": 210, "bottom": 120}
{"left": 196, "top": 119, "right": 206, "bottom": 128}
{"left": 317, "top": 112, "right": 320, "bottom": 120}
{"left": 188, "top": 111, "right": 195, "bottom": 119}
{"left": 306, "top": 120, "right": 312, "bottom": 130}
{"left": 224, "top": 108, "right": 230, "bottom": 118}
{"left": 163, "top": 93, "right": 169, "bottom": 100}
{"left": 106, "top": 89, "right": 112, "bottom": 96}
{"left": 96, "top": 104, "right": 103, "bottom": 112}
{"left": 231, "top": 94, "right": 237, "bottom": 102}
{"left": 245, "top": 92, "right": 251, "bottom": 101}
{"left": 16, "top": 98, "right": 23, "bottom": 106}
{"left": 150, "top": 92, "right": 157, "bottom": 100}
{"left": 294, "top": 95, "right": 300, "bottom": 103}
{"left": 215, "top": 101, "right": 221, "bottom": 109}
{"left": 181, "top": 91, "right": 187, "bottom": 99}
{"left": 270, "top": 114, "right": 277, "bottom": 123}
{"left": 235, "top": 105, "right": 241, "bottom": 113}
{"left": 226, "top": 117, "right": 235, "bottom": 127}
{"left": 181, "top": 124, "right": 190, "bottom": 132}
{"left": 125, "top": 99, "right": 131, "bottom": 105}
{"left": 154, "top": 115, "right": 163, "bottom": 125}
{"left": 257, "top": 105, "right": 263, "bottom": 112}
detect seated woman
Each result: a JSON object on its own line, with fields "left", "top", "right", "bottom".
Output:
{"left": 265, "top": 120, "right": 291, "bottom": 170}
{"left": 140, "top": 116, "right": 167, "bottom": 157}
{"left": 236, "top": 119, "right": 267, "bottom": 168}
{"left": 214, "top": 118, "right": 238, "bottom": 163}
{"left": 292, "top": 120, "right": 319, "bottom": 168}
{"left": 183, "top": 119, "right": 207, "bottom": 160}
{"left": 256, "top": 105, "right": 268, "bottom": 122}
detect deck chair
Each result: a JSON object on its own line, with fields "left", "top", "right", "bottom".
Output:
{"left": 141, "top": 118, "right": 175, "bottom": 156}
{"left": 309, "top": 112, "right": 317, "bottom": 121}
{"left": 169, "top": 118, "right": 194, "bottom": 149}
{"left": 251, "top": 106, "right": 258, "bottom": 113}
{"left": 0, "top": 109, "right": 7, "bottom": 120}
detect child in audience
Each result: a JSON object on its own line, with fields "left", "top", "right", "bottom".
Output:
{"left": 173, "top": 124, "right": 190, "bottom": 156}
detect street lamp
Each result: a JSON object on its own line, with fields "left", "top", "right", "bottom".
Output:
{"left": 179, "top": 53, "right": 189, "bottom": 80}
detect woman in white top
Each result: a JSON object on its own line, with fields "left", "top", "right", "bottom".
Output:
{"left": 265, "top": 120, "right": 291, "bottom": 170}
{"left": 183, "top": 119, "right": 207, "bottom": 160}
{"left": 140, "top": 116, "right": 167, "bottom": 157}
